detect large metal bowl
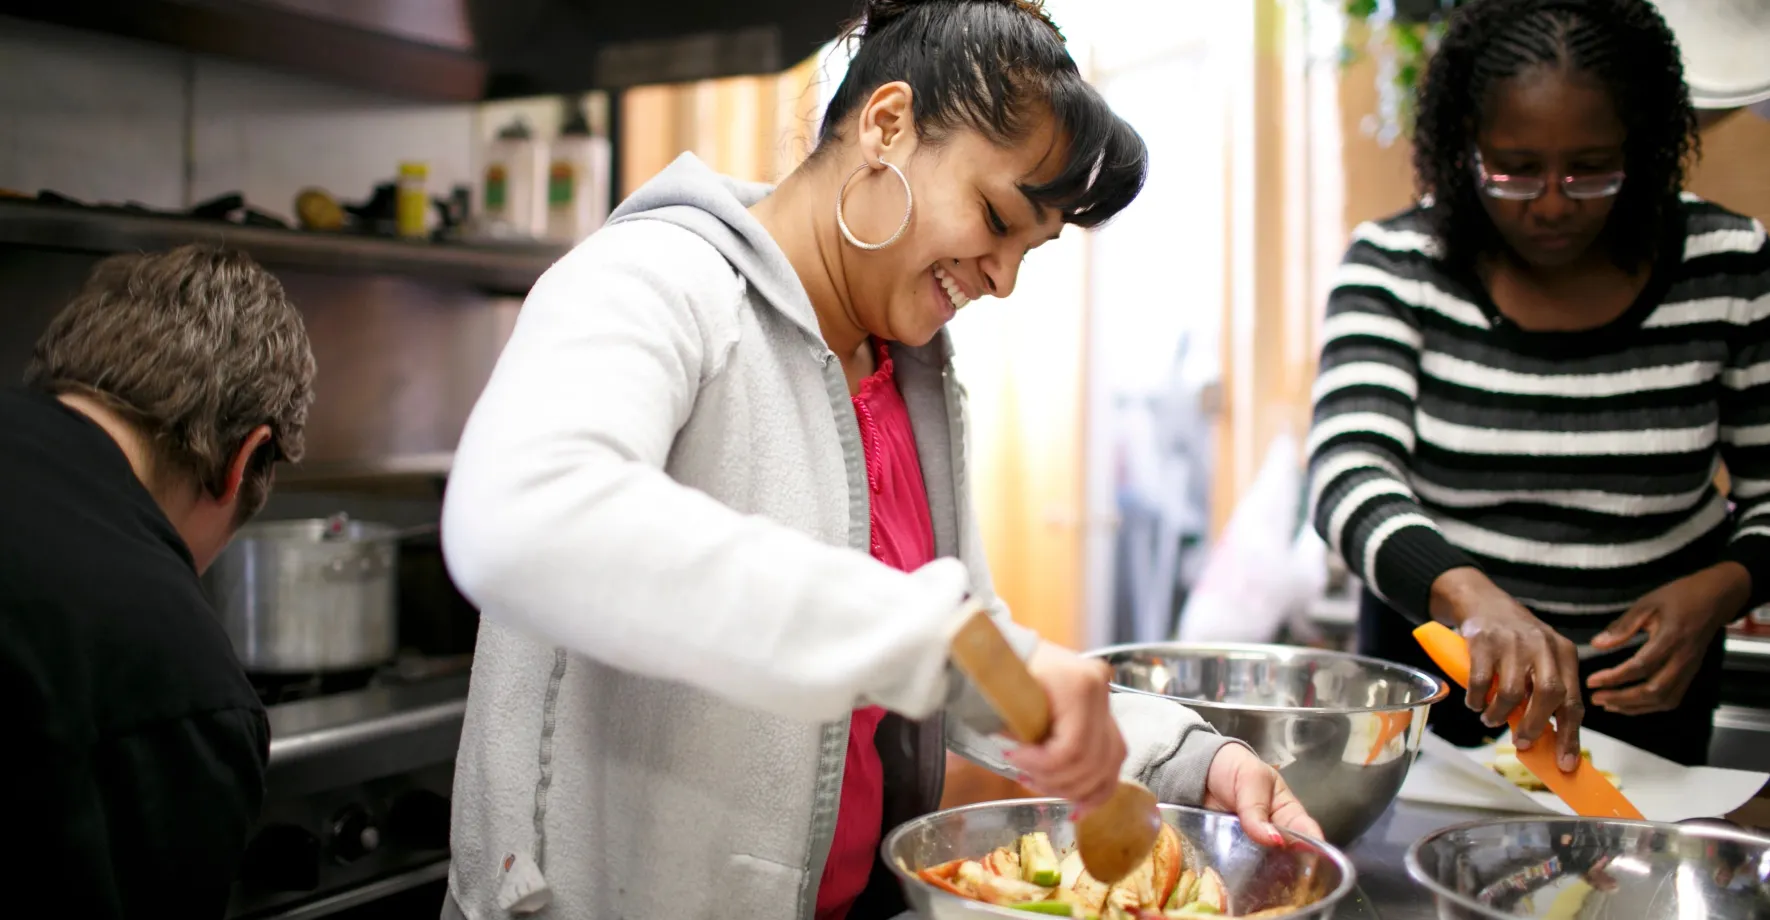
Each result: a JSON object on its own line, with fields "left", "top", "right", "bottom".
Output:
{"left": 1406, "top": 816, "right": 1770, "bottom": 919}
{"left": 884, "top": 798, "right": 1356, "bottom": 919}
{"left": 1087, "top": 642, "right": 1448, "bottom": 847}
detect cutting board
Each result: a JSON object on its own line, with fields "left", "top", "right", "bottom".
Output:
{"left": 1399, "top": 727, "right": 1769, "bottom": 822}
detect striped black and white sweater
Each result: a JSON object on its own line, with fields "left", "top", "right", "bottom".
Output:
{"left": 1308, "top": 196, "right": 1770, "bottom": 633}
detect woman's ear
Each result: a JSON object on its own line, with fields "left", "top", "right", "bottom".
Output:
{"left": 857, "top": 80, "right": 917, "bottom": 164}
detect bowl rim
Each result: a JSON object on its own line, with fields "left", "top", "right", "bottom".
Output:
{"left": 1402, "top": 814, "right": 1770, "bottom": 919}
{"left": 882, "top": 797, "right": 1360, "bottom": 919}
{"left": 1084, "top": 641, "right": 1451, "bottom": 715}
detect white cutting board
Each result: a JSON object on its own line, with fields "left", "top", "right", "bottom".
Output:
{"left": 1398, "top": 727, "right": 1768, "bottom": 822}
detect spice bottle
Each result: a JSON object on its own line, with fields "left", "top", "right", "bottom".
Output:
{"left": 396, "top": 161, "right": 429, "bottom": 239}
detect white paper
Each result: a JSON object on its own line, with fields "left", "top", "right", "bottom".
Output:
{"left": 1398, "top": 727, "right": 1768, "bottom": 822}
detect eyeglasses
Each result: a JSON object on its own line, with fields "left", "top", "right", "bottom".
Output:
{"left": 1473, "top": 152, "right": 1626, "bottom": 201}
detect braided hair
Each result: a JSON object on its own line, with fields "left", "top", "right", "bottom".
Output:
{"left": 1413, "top": 0, "right": 1698, "bottom": 271}
{"left": 817, "top": 0, "right": 1146, "bottom": 229}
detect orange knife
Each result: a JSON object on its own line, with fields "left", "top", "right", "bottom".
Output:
{"left": 1413, "top": 622, "right": 1644, "bottom": 820}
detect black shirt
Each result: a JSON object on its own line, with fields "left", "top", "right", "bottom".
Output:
{"left": 0, "top": 387, "right": 268, "bottom": 918}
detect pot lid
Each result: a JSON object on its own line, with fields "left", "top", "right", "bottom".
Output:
{"left": 1654, "top": 0, "right": 1770, "bottom": 109}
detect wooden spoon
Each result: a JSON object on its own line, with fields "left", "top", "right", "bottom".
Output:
{"left": 948, "top": 608, "right": 1162, "bottom": 884}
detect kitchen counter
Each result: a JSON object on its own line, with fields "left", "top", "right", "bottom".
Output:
{"left": 1327, "top": 793, "right": 1770, "bottom": 919}
{"left": 265, "top": 672, "right": 469, "bottom": 799}
{"left": 1330, "top": 799, "right": 1498, "bottom": 920}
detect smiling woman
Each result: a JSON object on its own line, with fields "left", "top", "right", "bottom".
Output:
{"left": 752, "top": 0, "right": 1146, "bottom": 386}
{"left": 436, "top": 1, "right": 1314, "bottom": 919}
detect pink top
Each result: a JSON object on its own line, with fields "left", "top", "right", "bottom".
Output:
{"left": 814, "top": 343, "right": 937, "bottom": 920}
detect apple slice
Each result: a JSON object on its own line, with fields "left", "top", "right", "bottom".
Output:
{"left": 1194, "top": 868, "right": 1228, "bottom": 914}
{"left": 985, "top": 845, "right": 1023, "bottom": 878}
{"left": 1151, "top": 824, "right": 1183, "bottom": 908}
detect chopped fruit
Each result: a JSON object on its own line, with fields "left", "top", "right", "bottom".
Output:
{"left": 958, "top": 860, "right": 1054, "bottom": 905}
{"left": 1194, "top": 869, "right": 1228, "bottom": 914}
{"left": 1022, "top": 832, "right": 1063, "bottom": 887}
{"left": 920, "top": 828, "right": 1281, "bottom": 917}
{"left": 1167, "top": 870, "right": 1198, "bottom": 910}
{"left": 986, "top": 845, "right": 1024, "bottom": 878}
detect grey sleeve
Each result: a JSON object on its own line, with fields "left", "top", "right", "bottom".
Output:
{"left": 1112, "top": 691, "right": 1242, "bottom": 806}
{"left": 943, "top": 682, "right": 1243, "bottom": 808}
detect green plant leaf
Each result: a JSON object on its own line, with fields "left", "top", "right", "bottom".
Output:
{"left": 1392, "top": 22, "right": 1426, "bottom": 57}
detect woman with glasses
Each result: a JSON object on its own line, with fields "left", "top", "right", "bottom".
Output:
{"left": 1307, "top": 0, "right": 1770, "bottom": 769}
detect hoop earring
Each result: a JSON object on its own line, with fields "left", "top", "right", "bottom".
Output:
{"left": 836, "top": 160, "right": 913, "bottom": 251}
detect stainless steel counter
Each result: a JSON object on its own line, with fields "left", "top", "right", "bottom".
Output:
{"left": 265, "top": 673, "right": 469, "bottom": 798}
{"left": 1331, "top": 799, "right": 1551, "bottom": 920}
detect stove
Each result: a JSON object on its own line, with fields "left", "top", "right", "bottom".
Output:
{"left": 227, "top": 658, "right": 470, "bottom": 920}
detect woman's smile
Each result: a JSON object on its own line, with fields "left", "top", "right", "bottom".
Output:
{"left": 930, "top": 263, "right": 972, "bottom": 323}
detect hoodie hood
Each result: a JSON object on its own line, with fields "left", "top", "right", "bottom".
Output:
{"left": 608, "top": 152, "right": 822, "bottom": 344}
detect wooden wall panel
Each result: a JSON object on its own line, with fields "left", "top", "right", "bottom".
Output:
{"left": 1688, "top": 110, "right": 1770, "bottom": 225}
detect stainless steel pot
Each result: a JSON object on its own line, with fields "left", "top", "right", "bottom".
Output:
{"left": 204, "top": 514, "right": 402, "bottom": 674}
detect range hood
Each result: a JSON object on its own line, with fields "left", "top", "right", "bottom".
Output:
{"left": 0, "top": 0, "right": 858, "bottom": 101}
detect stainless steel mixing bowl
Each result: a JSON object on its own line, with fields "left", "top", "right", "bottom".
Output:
{"left": 1406, "top": 816, "right": 1770, "bottom": 919}
{"left": 884, "top": 798, "right": 1356, "bottom": 919}
{"left": 1087, "top": 642, "right": 1448, "bottom": 847}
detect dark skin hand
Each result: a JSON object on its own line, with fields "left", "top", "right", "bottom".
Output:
{"left": 1430, "top": 567, "right": 1585, "bottom": 772}
{"left": 1587, "top": 562, "right": 1752, "bottom": 715}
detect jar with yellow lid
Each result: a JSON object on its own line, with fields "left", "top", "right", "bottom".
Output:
{"left": 396, "top": 161, "right": 429, "bottom": 239}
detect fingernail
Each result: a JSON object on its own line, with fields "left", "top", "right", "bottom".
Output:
{"left": 1515, "top": 737, "right": 1533, "bottom": 751}
{"left": 1560, "top": 754, "right": 1578, "bottom": 771}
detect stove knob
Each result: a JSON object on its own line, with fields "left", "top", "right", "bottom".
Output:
{"left": 330, "top": 805, "right": 381, "bottom": 863}
{"left": 240, "top": 824, "right": 320, "bottom": 892}
{"left": 388, "top": 789, "right": 452, "bottom": 851}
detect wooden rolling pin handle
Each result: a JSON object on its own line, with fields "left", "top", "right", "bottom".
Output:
{"left": 949, "top": 607, "right": 1051, "bottom": 746}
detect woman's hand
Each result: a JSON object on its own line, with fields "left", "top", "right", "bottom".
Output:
{"left": 1586, "top": 562, "right": 1750, "bottom": 714}
{"left": 1202, "top": 744, "right": 1320, "bottom": 846}
{"left": 1431, "top": 567, "right": 1585, "bottom": 771}
{"left": 1004, "top": 644, "right": 1126, "bottom": 817}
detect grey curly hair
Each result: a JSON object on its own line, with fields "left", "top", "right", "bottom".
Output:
{"left": 26, "top": 244, "right": 316, "bottom": 522}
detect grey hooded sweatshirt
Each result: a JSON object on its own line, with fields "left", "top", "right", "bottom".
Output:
{"left": 438, "top": 152, "right": 1234, "bottom": 920}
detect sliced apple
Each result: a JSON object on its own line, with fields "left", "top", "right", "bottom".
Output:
{"left": 1021, "top": 832, "right": 1063, "bottom": 887}
{"left": 985, "top": 845, "right": 1023, "bottom": 878}
{"left": 917, "top": 861, "right": 971, "bottom": 899}
{"left": 1194, "top": 868, "right": 1228, "bottom": 914}
{"left": 960, "top": 860, "right": 1054, "bottom": 906}
{"left": 1061, "top": 854, "right": 1112, "bottom": 912}
{"left": 1151, "top": 824, "right": 1183, "bottom": 908}
{"left": 1166, "top": 870, "right": 1197, "bottom": 910}
{"left": 1110, "top": 856, "right": 1156, "bottom": 910}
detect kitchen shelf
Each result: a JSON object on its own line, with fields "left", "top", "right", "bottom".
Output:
{"left": 0, "top": 201, "right": 566, "bottom": 295}
{"left": 275, "top": 454, "right": 454, "bottom": 497}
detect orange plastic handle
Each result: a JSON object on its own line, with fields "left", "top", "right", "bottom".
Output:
{"left": 1413, "top": 622, "right": 1525, "bottom": 723}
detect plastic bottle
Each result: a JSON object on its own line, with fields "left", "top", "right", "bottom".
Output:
{"left": 545, "top": 95, "right": 612, "bottom": 245}
{"left": 396, "top": 161, "right": 429, "bottom": 239}
{"left": 481, "top": 118, "right": 546, "bottom": 239}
